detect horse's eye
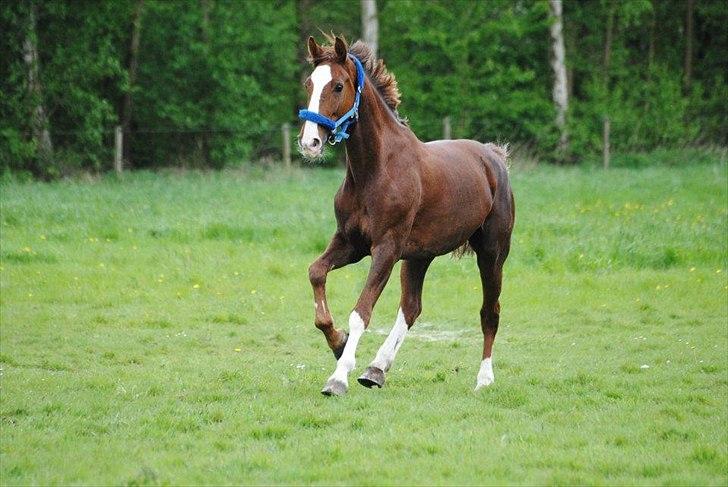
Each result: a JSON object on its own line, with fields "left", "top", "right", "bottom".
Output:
{"left": 334, "top": 83, "right": 343, "bottom": 93}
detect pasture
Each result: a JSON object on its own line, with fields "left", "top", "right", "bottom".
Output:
{"left": 1, "top": 158, "right": 726, "bottom": 485}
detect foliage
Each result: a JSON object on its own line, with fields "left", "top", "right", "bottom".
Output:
{"left": 1, "top": 161, "right": 727, "bottom": 483}
{"left": 0, "top": 0, "right": 726, "bottom": 175}
{"left": 381, "top": 0, "right": 554, "bottom": 149}
{"left": 1, "top": 1, "right": 128, "bottom": 178}
{"left": 0, "top": 2, "right": 41, "bottom": 176}
{"left": 133, "top": 0, "right": 297, "bottom": 168}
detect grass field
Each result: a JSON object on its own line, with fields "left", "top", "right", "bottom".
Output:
{"left": 1, "top": 159, "right": 727, "bottom": 485}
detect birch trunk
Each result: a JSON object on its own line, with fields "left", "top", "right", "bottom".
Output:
{"left": 361, "top": 0, "right": 378, "bottom": 58}
{"left": 549, "top": 0, "right": 569, "bottom": 157}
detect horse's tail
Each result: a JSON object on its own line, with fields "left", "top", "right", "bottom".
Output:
{"left": 485, "top": 142, "right": 510, "bottom": 169}
{"left": 452, "top": 241, "right": 474, "bottom": 258}
{"left": 452, "top": 142, "right": 510, "bottom": 259}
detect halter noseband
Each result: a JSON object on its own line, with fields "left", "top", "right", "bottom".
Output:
{"left": 298, "top": 54, "right": 365, "bottom": 145}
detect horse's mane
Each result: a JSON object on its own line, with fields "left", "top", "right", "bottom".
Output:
{"left": 309, "top": 35, "right": 403, "bottom": 119}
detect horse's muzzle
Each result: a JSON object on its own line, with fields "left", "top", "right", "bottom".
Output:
{"left": 298, "top": 136, "right": 324, "bottom": 160}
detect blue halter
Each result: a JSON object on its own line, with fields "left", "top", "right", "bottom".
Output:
{"left": 298, "top": 54, "right": 366, "bottom": 145}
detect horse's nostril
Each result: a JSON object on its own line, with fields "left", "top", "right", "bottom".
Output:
{"left": 311, "top": 138, "right": 320, "bottom": 148}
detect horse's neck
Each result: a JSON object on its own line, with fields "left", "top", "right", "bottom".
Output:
{"left": 344, "top": 83, "right": 411, "bottom": 185}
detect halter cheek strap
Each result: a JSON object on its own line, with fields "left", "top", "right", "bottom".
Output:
{"left": 298, "top": 54, "right": 366, "bottom": 145}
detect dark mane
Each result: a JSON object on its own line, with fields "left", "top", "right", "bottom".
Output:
{"left": 309, "top": 35, "right": 403, "bottom": 118}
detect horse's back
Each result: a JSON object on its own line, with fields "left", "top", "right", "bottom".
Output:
{"left": 422, "top": 138, "right": 510, "bottom": 197}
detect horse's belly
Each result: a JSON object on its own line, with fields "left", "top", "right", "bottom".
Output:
{"left": 403, "top": 185, "right": 491, "bottom": 258}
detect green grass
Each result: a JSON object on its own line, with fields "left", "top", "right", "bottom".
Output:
{"left": 1, "top": 161, "right": 727, "bottom": 485}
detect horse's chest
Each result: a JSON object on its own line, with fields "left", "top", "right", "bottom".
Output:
{"left": 334, "top": 196, "right": 372, "bottom": 243}
{"left": 340, "top": 208, "right": 371, "bottom": 241}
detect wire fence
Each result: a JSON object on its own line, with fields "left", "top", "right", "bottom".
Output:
{"left": 44, "top": 116, "right": 538, "bottom": 174}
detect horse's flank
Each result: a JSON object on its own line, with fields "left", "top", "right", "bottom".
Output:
{"left": 453, "top": 142, "right": 510, "bottom": 258}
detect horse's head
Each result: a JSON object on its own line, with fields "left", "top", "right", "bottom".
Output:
{"left": 298, "top": 36, "right": 358, "bottom": 160}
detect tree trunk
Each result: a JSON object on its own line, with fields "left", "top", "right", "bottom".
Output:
{"left": 199, "top": 0, "right": 212, "bottom": 166}
{"left": 683, "top": 0, "right": 694, "bottom": 91}
{"left": 602, "top": 3, "right": 615, "bottom": 169}
{"left": 361, "top": 0, "right": 378, "bottom": 58}
{"left": 604, "top": 3, "right": 614, "bottom": 85}
{"left": 23, "top": 0, "right": 53, "bottom": 173}
{"left": 565, "top": 12, "right": 578, "bottom": 102}
{"left": 647, "top": 0, "right": 656, "bottom": 70}
{"left": 121, "top": 0, "right": 144, "bottom": 166}
{"left": 549, "top": 0, "right": 569, "bottom": 159}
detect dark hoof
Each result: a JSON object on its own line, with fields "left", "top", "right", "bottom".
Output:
{"left": 357, "top": 366, "right": 385, "bottom": 389}
{"left": 332, "top": 332, "right": 348, "bottom": 360}
{"left": 321, "top": 378, "right": 348, "bottom": 396}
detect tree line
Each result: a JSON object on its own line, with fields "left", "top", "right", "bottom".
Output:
{"left": 1, "top": 0, "right": 725, "bottom": 178}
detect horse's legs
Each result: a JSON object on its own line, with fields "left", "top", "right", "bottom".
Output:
{"left": 471, "top": 222, "right": 512, "bottom": 390}
{"left": 309, "top": 232, "right": 363, "bottom": 358}
{"left": 321, "top": 240, "right": 399, "bottom": 396}
{"left": 358, "top": 258, "right": 432, "bottom": 388}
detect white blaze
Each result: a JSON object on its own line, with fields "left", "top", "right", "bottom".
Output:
{"left": 301, "top": 64, "right": 332, "bottom": 147}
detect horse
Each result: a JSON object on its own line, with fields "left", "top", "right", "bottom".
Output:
{"left": 298, "top": 35, "right": 515, "bottom": 396}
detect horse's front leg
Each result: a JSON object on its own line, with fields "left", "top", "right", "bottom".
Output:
{"left": 309, "top": 233, "right": 362, "bottom": 359}
{"left": 322, "top": 239, "right": 399, "bottom": 396}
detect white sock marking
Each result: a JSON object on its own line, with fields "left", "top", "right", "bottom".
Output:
{"left": 370, "top": 308, "right": 408, "bottom": 372}
{"left": 328, "top": 311, "right": 365, "bottom": 385}
{"left": 475, "top": 357, "right": 495, "bottom": 390}
{"left": 301, "top": 64, "right": 332, "bottom": 147}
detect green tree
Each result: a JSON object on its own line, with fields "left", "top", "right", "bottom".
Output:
{"left": 132, "top": 0, "right": 297, "bottom": 168}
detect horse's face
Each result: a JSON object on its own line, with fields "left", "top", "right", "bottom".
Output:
{"left": 298, "top": 36, "right": 357, "bottom": 159}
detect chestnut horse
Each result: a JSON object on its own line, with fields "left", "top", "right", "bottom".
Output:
{"left": 299, "top": 36, "right": 514, "bottom": 396}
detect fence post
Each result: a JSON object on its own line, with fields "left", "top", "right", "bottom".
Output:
{"left": 282, "top": 123, "right": 291, "bottom": 169}
{"left": 602, "top": 116, "right": 610, "bottom": 170}
{"left": 114, "top": 125, "right": 123, "bottom": 174}
{"left": 443, "top": 116, "right": 451, "bottom": 140}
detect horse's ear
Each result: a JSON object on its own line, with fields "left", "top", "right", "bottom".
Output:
{"left": 307, "top": 36, "right": 321, "bottom": 61}
{"left": 334, "top": 36, "right": 348, "bottom": 63}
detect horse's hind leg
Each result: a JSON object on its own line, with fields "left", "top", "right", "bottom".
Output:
{"left": 358, "top": 258, "right": 432, "bottom": 388}
{"left": 471, "top": 216, "right": 512, "bottom": 390}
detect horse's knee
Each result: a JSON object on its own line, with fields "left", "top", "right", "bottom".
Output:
{"left": 308, "top": 260, "right": 327, "bottom": 288}
{"left": 314, "top": 303, "right": 333, "bottom": 331}
{"left": 401, "top": 299, "right": 422, "bottom": 326}
{"left": 480, "top": 306, "right": 499, "bottom": 333}
{"left": 315, "top": 317, "right": 333, "bottom": 331}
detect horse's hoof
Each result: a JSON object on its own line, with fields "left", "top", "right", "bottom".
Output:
{"left": 474, "top": 378, "right": 494, "bottom": 391}
{"left": 357, "top": 366, "right": 385, "bottom": 388}
{"left": 321, "top": 378, "right": 348, "bottom": 396}
{"left": 332, "top": 332, "right": 348, "bottom": 360}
